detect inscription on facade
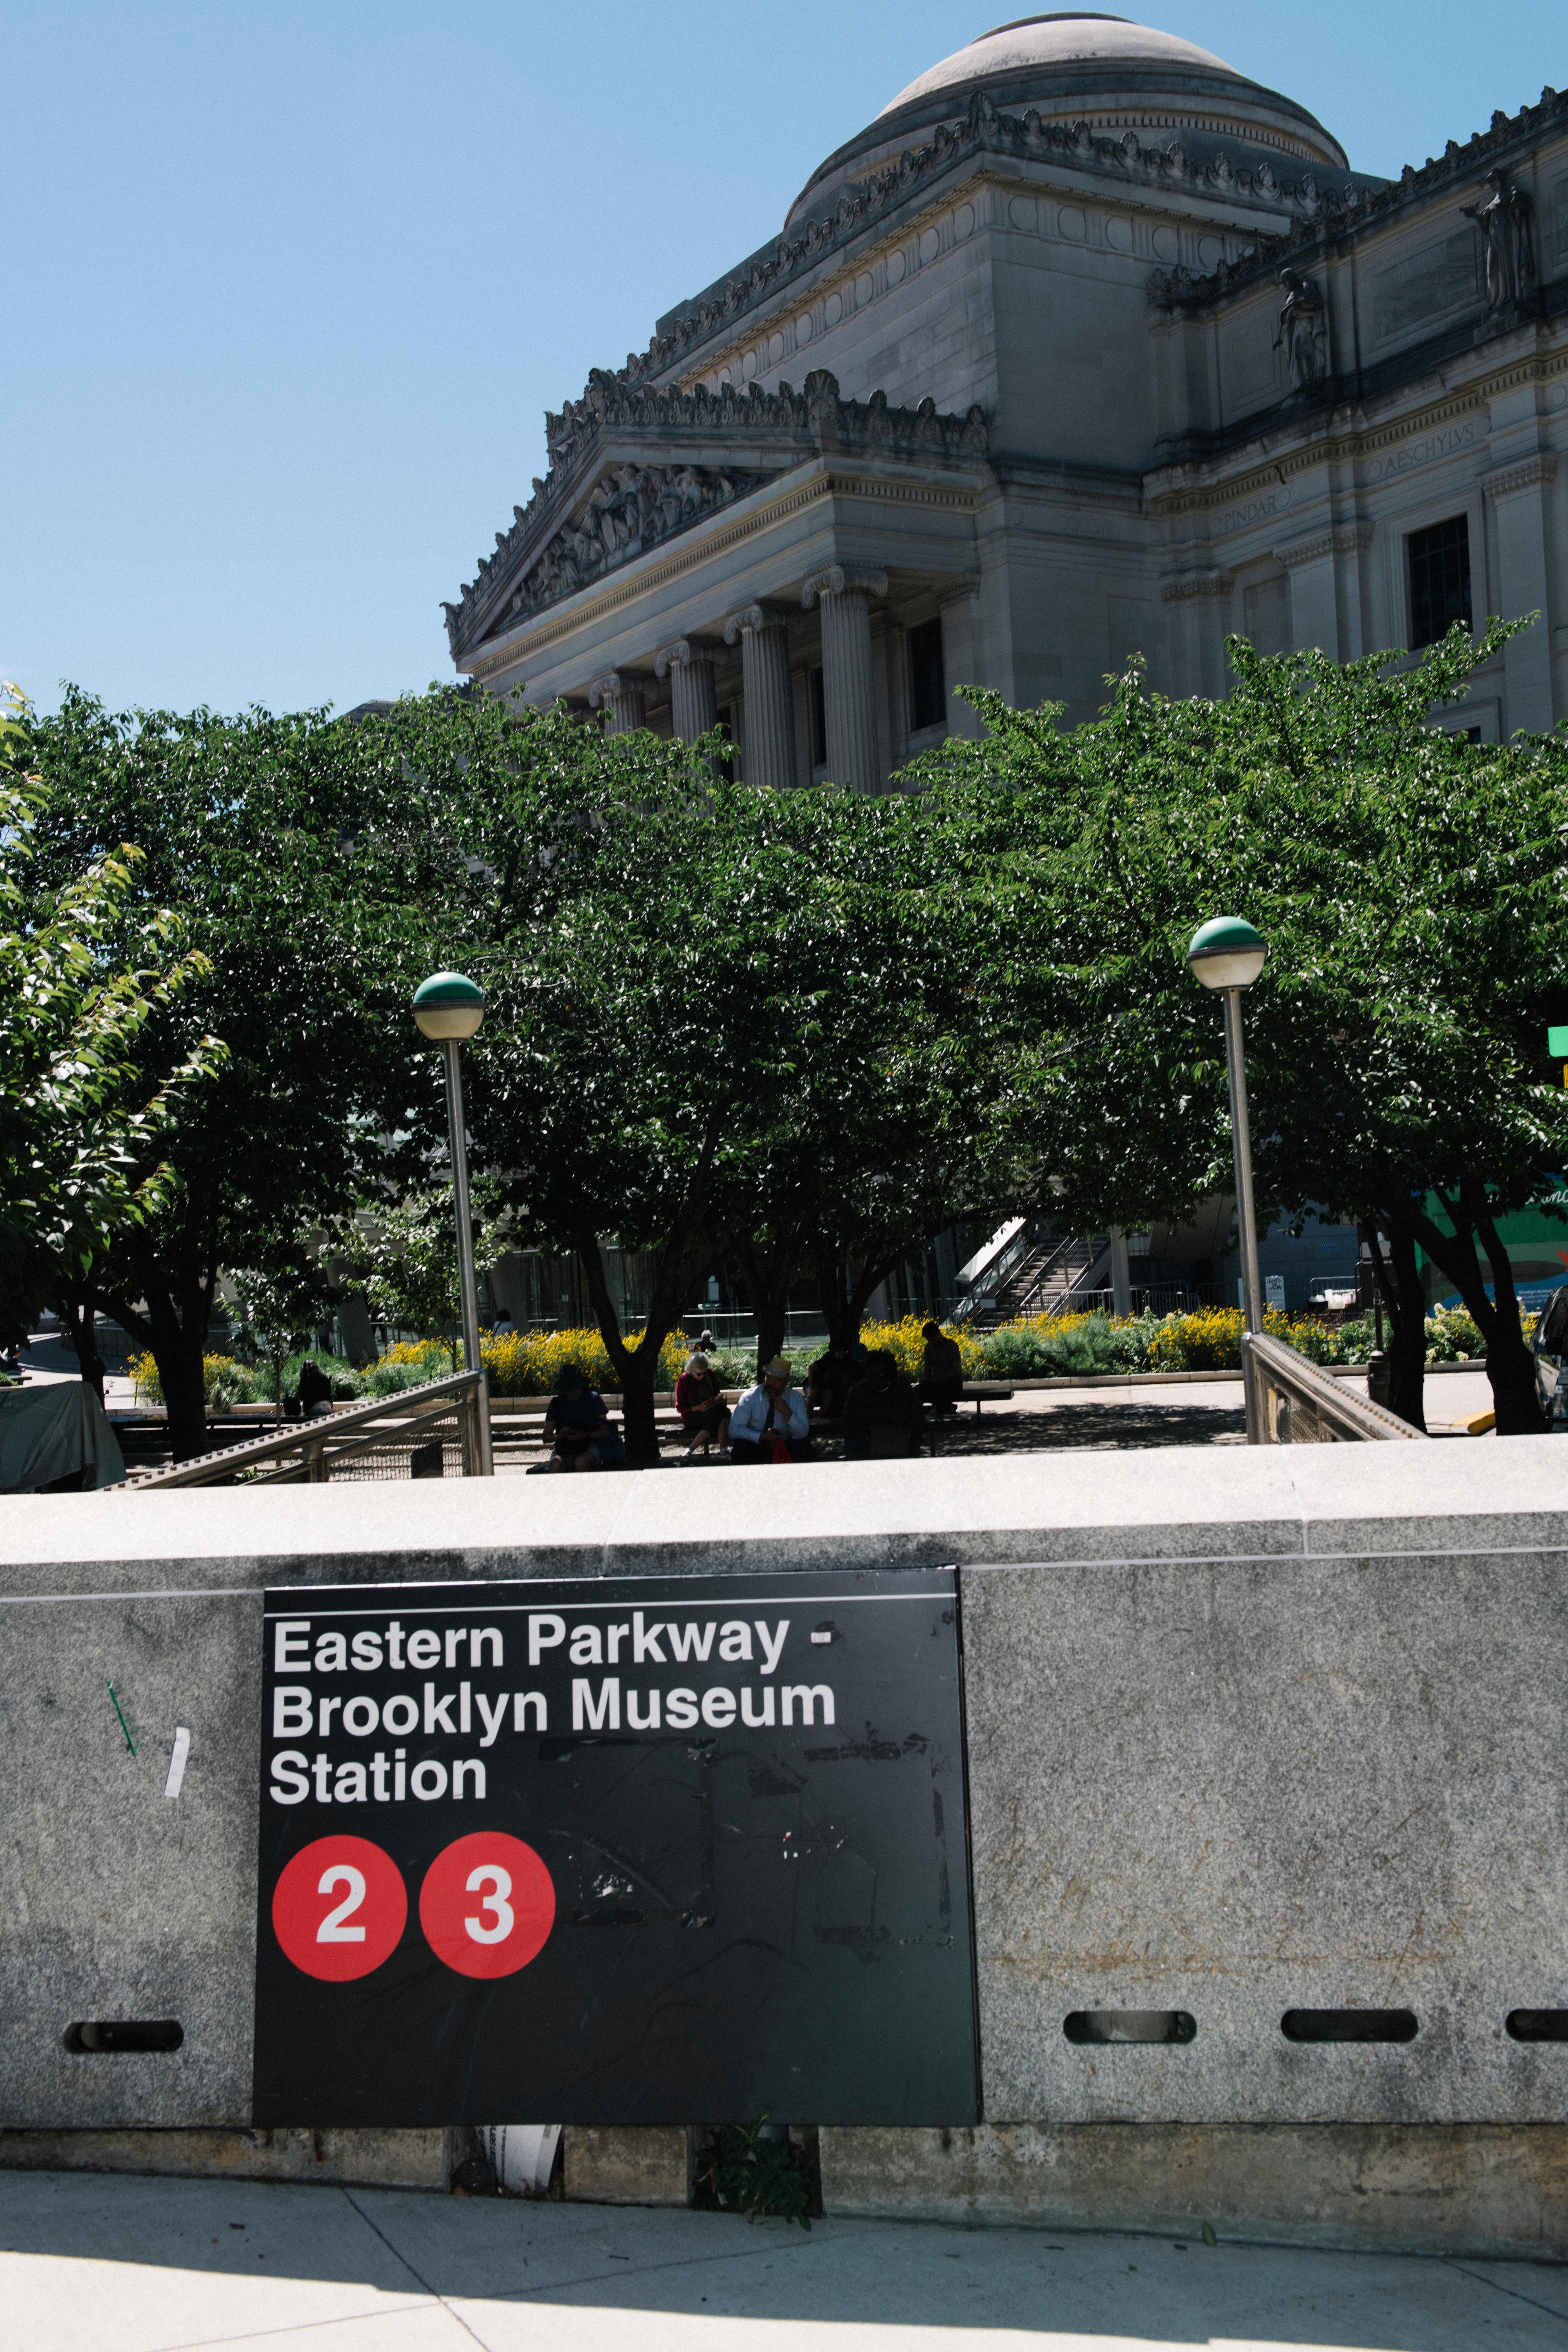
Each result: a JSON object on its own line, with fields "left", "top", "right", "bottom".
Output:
{"left": 1215, "top": 483, "right": 1292, "bottom": 537}
{"left": 1371, "top": 232, "right": 1480, "bottom": 343}
{"left": 1365, "top": 419, "right": 1479, "bottom": 482}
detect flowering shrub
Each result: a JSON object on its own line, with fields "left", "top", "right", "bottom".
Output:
{"left": 478, "top": 1325, "right": 690, "bottom": 1396}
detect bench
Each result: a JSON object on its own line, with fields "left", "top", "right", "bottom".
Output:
{"left": 952, "top": 1383, "right": 1015, "bottom": 1421}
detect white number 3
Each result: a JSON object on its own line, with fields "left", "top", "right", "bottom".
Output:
{"left": 465, "top": 1864, "right": 514, "bottom": 1945}
{"left": 317, "top": 1864, "right": 368, "bottom": 1942}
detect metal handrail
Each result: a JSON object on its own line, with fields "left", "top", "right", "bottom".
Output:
{"left": 1015, "top": 1233, "right": 1111, "bottom": 1317}
{"left": 1244, "top": 1332, "right": 1426, "bottom": 1442}
{"left": 120, "top": 1370, "right": 489, "bottom": 1488}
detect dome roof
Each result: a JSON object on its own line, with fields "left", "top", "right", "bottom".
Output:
{"left": 785, "top": 13, "right": 1348, "bottom": 228}
{"left": 879, "top": 15, "right": 1243, "bottom": 117}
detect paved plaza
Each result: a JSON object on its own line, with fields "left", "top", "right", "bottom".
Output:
{"left": 4, "top": 2168, "right": 1568, "bottom": 2352}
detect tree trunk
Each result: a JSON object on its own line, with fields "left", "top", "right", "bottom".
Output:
{"left": 1363, "top": 1210, "right": 1428, "bottom": 1431}
{"left": 1412, "top": 1184, "right": 1546, "bottom": 1435}
{"left": 812, "top": 1246, "right": 901, "bottom": 1359}
{"left": 738, "top": 1233, "right": 800, "bottom": 1373}
{"left": 55, "top": 1285, "right": 106, "bottom": 1408}
{"left": 575, "top": 1230, "right": 725, "bottom": 1470}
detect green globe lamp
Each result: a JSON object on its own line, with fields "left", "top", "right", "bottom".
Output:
{"left": 412, "top": 971, "right": 492, "bottom": 1474}
{"left": 1187, "top": 918, "right": 1267, "bottom": 1442}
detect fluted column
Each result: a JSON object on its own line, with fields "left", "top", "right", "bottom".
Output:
{"left": 723, "top": 604, "right": 795, "bottom": 791}
{"left": 801, "top": 565, "right": 888, "bottom": 790}
{"left": 939, "top": 576, "right": 983, "bottom": 740}
{"left": 588, "top": 671, "right": 646, "bottom": 734}
{"left": 653, "top": 639, "right": 719, "bottom": 743}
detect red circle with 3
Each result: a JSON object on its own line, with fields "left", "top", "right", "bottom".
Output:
{"left": 271, "top": 1836, "right": 408, "bottom": 1982}
{"left": 419, "top": 1832, "right": 556, "bottom": 1979}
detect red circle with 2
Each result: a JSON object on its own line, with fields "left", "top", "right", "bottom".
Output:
{"left": 271, "top": 1836, "right": 408, "bottom": 1982}
{"left": 419, "top": 1832, "right": 556, "bottom": 1979}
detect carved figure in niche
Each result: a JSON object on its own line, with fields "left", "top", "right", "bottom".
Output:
{"left": 1273, "top": 266, "right": 1328, "bottom": 396}
{"left": 1462, "top": 170, "right": 1535, "bottom": 310}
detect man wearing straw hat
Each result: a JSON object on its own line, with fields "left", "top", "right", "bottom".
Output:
{"left": 727, "top": 1354, "right": 810, "bottom": 1466}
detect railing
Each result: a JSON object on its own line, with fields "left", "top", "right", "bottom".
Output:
{"left": 120, "top": 1371, "right": 492, "bottom": 1488}
{"left": 1013, "top": 1234, "right": 1110, "bottom": 1317}
{"left": 1244, "top": 1331, "right": 1425, "bottom": 1443}
{"left": 952, "top": 1221, "right": 1041, "bottom": 1322}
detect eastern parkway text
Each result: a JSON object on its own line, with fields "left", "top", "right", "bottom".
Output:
{"left": 266, "top": 1610, "right": 837, "bottom": 1808}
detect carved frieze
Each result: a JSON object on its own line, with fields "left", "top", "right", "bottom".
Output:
{"left": 447, "top": 373, "right": 989, "bottom": 653}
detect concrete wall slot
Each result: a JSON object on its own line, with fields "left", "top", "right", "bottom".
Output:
{"left": 1063, "top": 2011, "right": 1197, "bottom": 2045}
{"left": 1280, "top": 2010, "right": 1419, "bottom": 2044}
{"left": 1505, "top": 2010, "right": 1568, "bottom": 2041}
{"left": 62, "top": 2022, "right": 185, "bottom": 2054}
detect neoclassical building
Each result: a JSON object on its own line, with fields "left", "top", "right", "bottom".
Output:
{"left": 444, "top": 13, "right": 1568, "bottom": 769}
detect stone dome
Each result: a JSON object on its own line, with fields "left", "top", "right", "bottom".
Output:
{"left": 878, "top": 15, "right": 1246, "bottom": 117}
{"left": 786, "top": 13, "right": 1348, "bottom": 227}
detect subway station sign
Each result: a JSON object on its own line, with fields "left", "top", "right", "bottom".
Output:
{"left": 253, "top": 1567, "right": 979, "bottom": 2127}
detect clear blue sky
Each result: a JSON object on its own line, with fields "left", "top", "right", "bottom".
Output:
{"left": 5, "top": 1, "right": 1563, "bottom": 717}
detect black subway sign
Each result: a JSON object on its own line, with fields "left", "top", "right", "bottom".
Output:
{"left": 254, "top": 1568, "right": 979, "bottom": 2127}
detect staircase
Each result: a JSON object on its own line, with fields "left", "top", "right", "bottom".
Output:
{"left": 995, "top": 1233, "right": 1109, "bottom": 1321}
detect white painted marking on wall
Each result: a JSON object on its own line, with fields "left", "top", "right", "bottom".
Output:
{"left": 164, "top": 1726, "right": 190, "bottom": 1799}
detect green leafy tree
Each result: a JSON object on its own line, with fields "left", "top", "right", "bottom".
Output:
{"left": 337, "top": 1184, "right": 511, "bottom": 1370}
{"left": 26, "top": 690, "right": 439, "bottom": 1457}
{"left": 229, "top": 1238, "right": 341, "bottom": 1419}
{"left": 0, "top": 685, "right": 220, "bottom": 1371}
{"left": 368, "top": 692, "right": 1023, "bottom": 1461}
{"left": 924, "top": 617, "right": 1568, "bottom": 1433}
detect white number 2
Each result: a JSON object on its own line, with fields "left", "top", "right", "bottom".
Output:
{"left": 465, "top": 1864, "right": 514, "bottom": 1945}
{"left": 317, "top": 1864, "right": 368, "bottom": 1942}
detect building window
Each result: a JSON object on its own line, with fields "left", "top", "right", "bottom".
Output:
{"left": 1407, "top": 516, "right": 1472, "bottom": 650}
{"left": 809, "top": 666, "right": 827, "bottom": 766}
{"left": 909, "top": 617, "right": 947, "bottom": 731}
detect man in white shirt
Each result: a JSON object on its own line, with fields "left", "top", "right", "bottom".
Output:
{"left": 728, "top": 1354, "right": 811, "bottom": 1465}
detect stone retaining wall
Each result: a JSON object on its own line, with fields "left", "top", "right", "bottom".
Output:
{"left": 2, "top": 1444, "right": 1565, "bottom": 2248}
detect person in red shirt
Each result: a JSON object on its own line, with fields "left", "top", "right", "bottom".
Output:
{"left": 675, "top": 1350, "right": 731, "bottom": 1459}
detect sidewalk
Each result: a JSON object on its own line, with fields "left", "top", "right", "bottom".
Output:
{"left": 4, "top": 2169, "right": 1567, "bottom": 2350}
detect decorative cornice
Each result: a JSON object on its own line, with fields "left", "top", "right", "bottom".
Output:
{"left": 1159, "top": 571, "right": 1234, "bottom": 602}
{"left": 610, "top": 87, "right": 1360, "bottom": 395}
{"left": 1482, "top": 453, "right": 1559, "bottom": 498}
{"left": 448, "top": 372, "right": 988, "bottom": 655}
{"left": 1273, "top": 521, "right": 1375, "bottom": 566}
{"left": 1146, "top": 82, "right": 1568, "bottom": 316}
{"left": 802, "top": 564, "right": 890, "bottom": 607}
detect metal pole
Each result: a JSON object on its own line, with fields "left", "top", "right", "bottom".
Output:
{"left": 1223, "top": 986, "right": 1267, "bottom": 1444}
{"left": 443, "top": 1038, "right": 494, "bottom": 1477}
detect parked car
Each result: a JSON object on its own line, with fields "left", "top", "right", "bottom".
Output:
{"left": 1532, "top": 1287, "right": 1568, "bottom": 1427}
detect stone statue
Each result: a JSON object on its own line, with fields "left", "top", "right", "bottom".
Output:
{"left": 1461, "top": 170, "right": 1535, "bottom": 311}
{"left": 1273, "top": 266, "right": 1328, "bottom": 396}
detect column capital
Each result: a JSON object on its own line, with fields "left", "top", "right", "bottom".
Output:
{"left": 723, "top": 602, "right": 791, "bottom": 646}
{"left": 801, "top": 565, "right": 889, "bottom": 610}
{"left": 588, "top": 672, "right": 628, "bottom": 709}
{"left": 654, "top": 637, "right": 717, "bottom": 678}
{"left": 937, "top": 574, "right": 982, "bottom": 611}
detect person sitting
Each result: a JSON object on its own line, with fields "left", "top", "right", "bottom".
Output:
{"left": 806, "top": 1338, "right": 858, "bottom": 1420}
{"left": 297, "top": 1357, "right": 334, "bottom": 1420}
{"left": 675, "top": 1350, "right": 731, "bottom": 1458}
{"left": 920, "top": 1321, "right": 965, "bottom": 1416}
{"left": 728, "top": 1354, "right": 811, "bottom": 1464}
{"left": 543, "top": 1365, "right": 623, "bottom": 1471}
{"left": 843, "top": 1349, "right": 927, "bottom": 1460}
{"left": 490, "top": 1307, "right": 515, "bottom": 1337}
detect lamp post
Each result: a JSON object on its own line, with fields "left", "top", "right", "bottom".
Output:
{"left": 1187, "top": 918, "right": 1268, "bottom": 1444}
{"left": 412, "top": 971, "right": 493, "bottom": 1477}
